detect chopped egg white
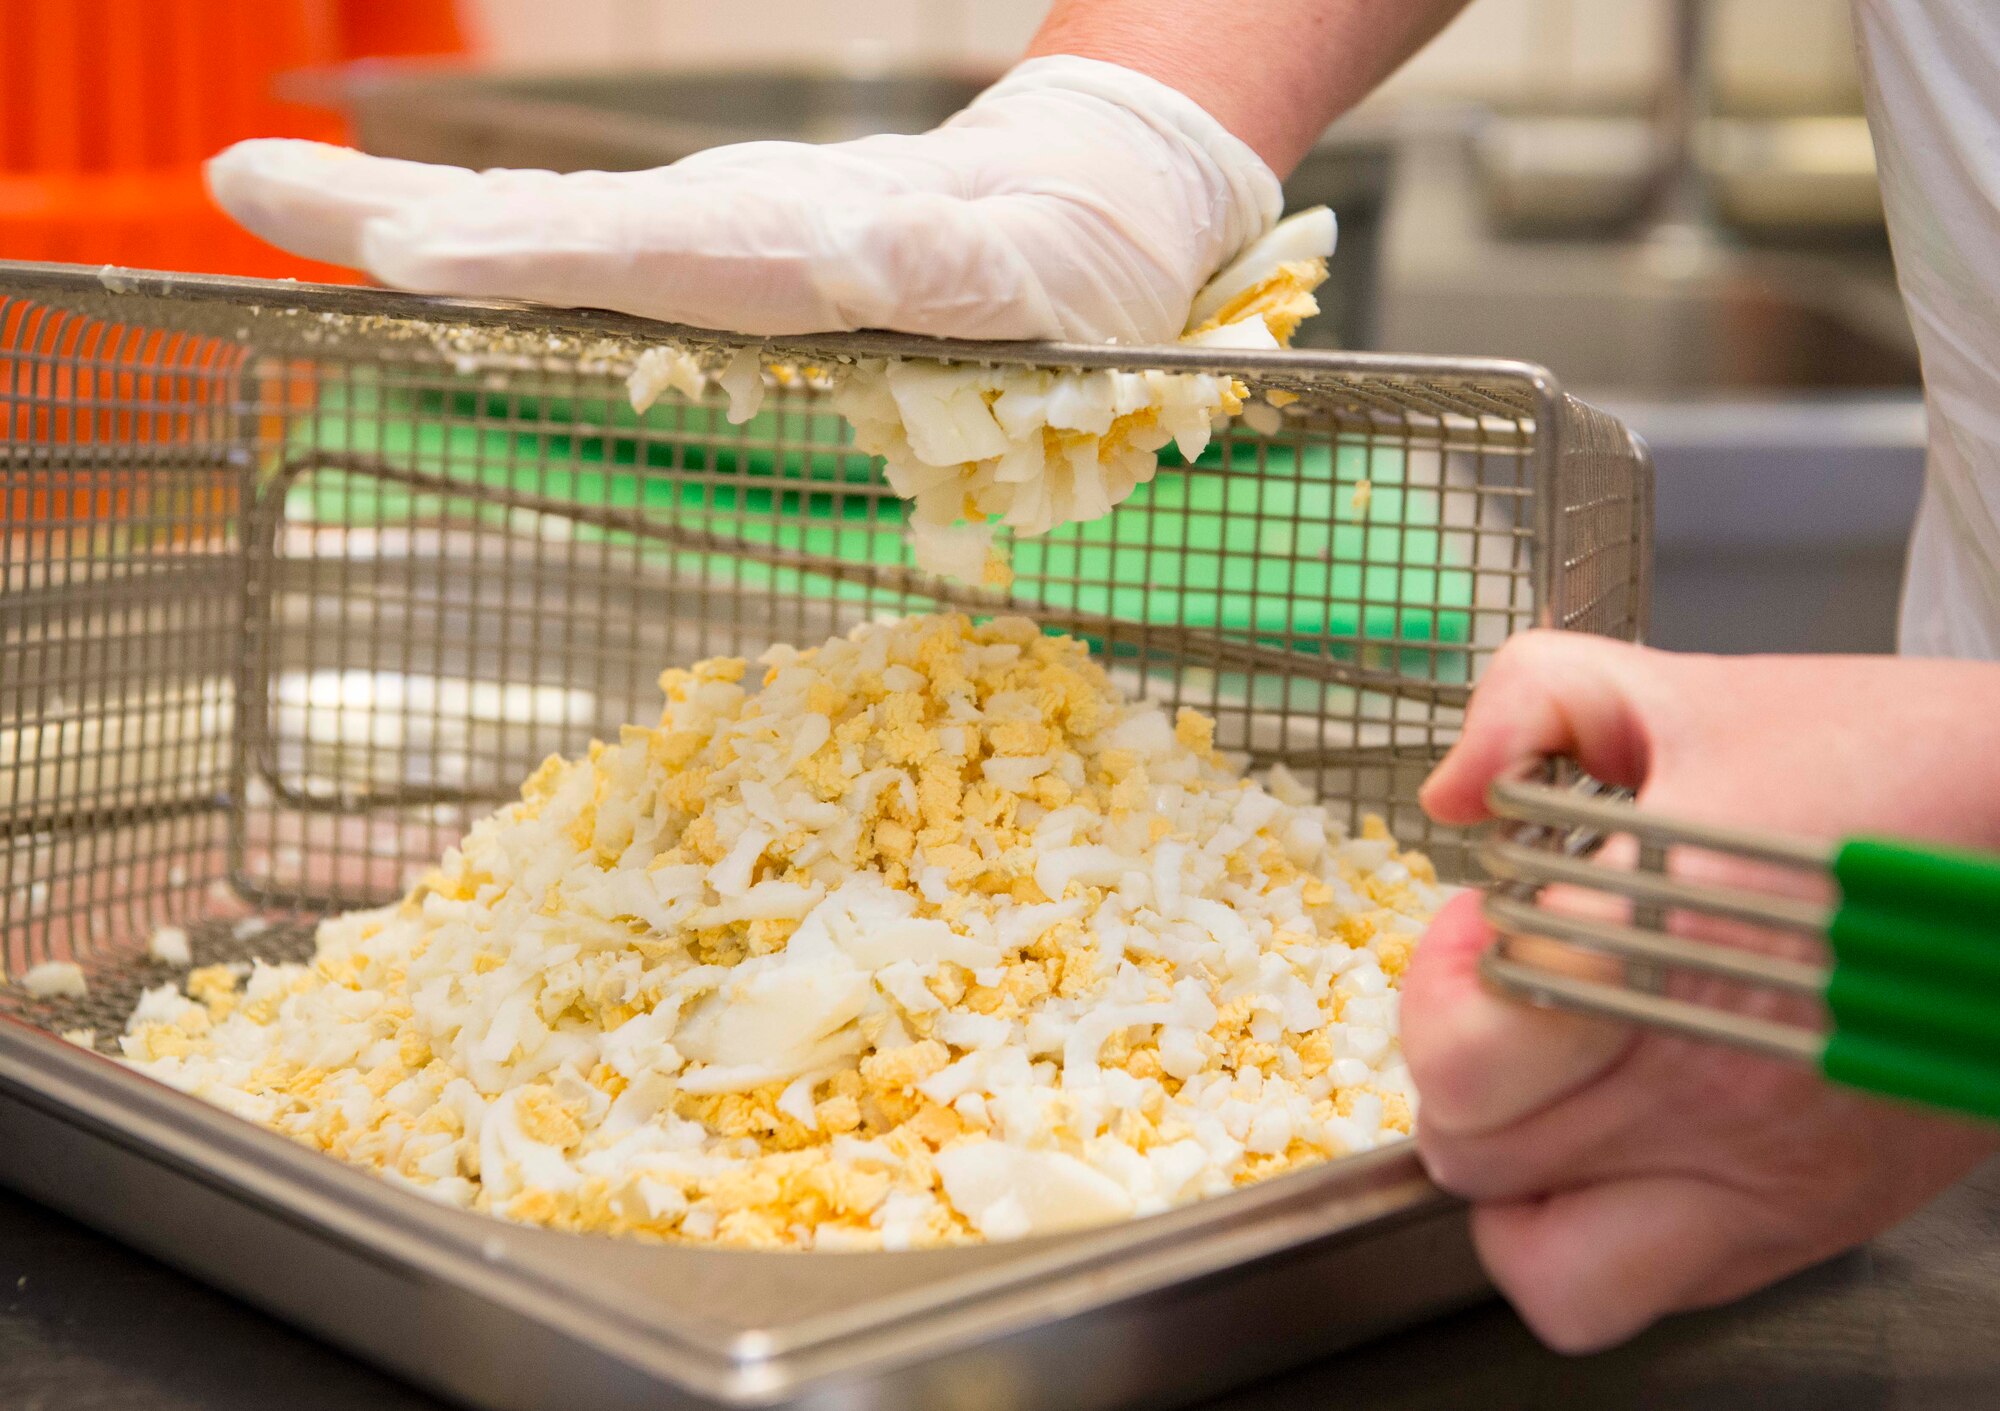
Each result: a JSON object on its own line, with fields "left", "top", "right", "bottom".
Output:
{"left": 836, "top": 208, "right": 1335, "bottom": 581}
{"left": 148, "top": 925, "right": 193, "bottom": 967}
{"left": 122, "top": 615, "right": 1440, "bottom": 1249}
{"left": 21, "top": 962, "right": 87, "bottom": 999}
{"left": 623, "top": 209, "right": 1337, "bottom": 583}
{"left": 625, "top": 346, "right": 706, "bottom": 413}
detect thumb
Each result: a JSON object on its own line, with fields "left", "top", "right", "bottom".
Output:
{"left": 1401, "top": 891, "right": 1632, "bottom": 1139}
{"left": 1419, "top": 631, "right": 1659, "bottom": 826}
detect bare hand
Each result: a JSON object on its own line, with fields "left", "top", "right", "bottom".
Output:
{"left": 1405, "top": 631, "right": 2000, "bottom": 1350}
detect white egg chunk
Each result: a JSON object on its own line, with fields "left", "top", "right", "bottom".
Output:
{"left": 119, "top": 614, "right": 1441, "bottom": 1250}
{"left": 147, "top": 925, "right": 193, "bottom": 967}
{"left": 21, "top": 962, "right": 86, "bottom": 999}
{"left": 625, "top": 345, "right": 706, "bottom": 414}
{"left": 874, "top": 206, "right": 1336, "bottom": 579}
{"left": 627, "top": 207, "right": 1340, "bottom": 585}
{"left": 1186, "top": 205, "right": 1337, "bottom": 332}
{"left": 936, "top": 1142, "right": 1135, "bottom": 1239}
{"left": 717, "top": 347, "right": 767, "bottom": 425}
{"left": 675, "top": 941, "right": 871, "bottom": 1088}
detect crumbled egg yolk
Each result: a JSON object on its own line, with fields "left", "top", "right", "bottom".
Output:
{"left": 122, "top": 614, "right": 1441, "bottom": 1250}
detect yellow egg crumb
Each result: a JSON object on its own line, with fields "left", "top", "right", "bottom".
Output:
{"left": 121, "top": 614, "right": 1439, "bottom": 1250}
{"left": 185, "top": 964, "right": 241, "bottom": 1017}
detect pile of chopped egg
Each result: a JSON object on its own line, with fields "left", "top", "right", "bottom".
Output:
{"left": 626, "top": 208, "right": 1337, "bottom": 585}
{"left": 122, "top": 614, "right": 1440, "bottom": 1250}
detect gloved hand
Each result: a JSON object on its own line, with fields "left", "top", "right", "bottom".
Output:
{"left": 205, "top": 56, "right": 1280, "bottom": 344}
{"left": 1407, "top": 631, "right": 2000, "bottom": 1352}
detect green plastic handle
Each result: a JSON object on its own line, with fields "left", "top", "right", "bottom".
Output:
{"left": 1820, "top": 837, "right": 2000, "bottom": 1120}
{"left": 1823, "top": 1029, "right": 2000, "bottom": 1123}
{"left": 1829, "top": 838, "right": 2000, "bottom": 989}
{"left": 1835, "top": 837, "right": 2000, "bottom": 926}
{"left": 1826, "top": 964, "right": 2000, "bottom": 1060}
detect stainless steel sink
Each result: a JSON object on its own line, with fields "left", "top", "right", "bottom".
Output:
{"left": 1382, "top": 246, "right": 1918, "bottom": 395}
{"left": 1377, "top": 116, "right": 1919, "bottom": 396}
{"left": 1606, "top": 395, "right": 1926, "bottom": 653}
{"left": 1389, "top": 242, "right": 1927, "bottom": 654}
{"left": 1373, "top": 117, "right": 1925, "bottom": 653}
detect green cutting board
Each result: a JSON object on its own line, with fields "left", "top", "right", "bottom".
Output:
{"left": 284, "top": 379, "right": 1471, "bottom": 677}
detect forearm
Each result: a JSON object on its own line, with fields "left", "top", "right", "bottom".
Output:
{"left": 1025, "top": 0, "right": 1475, "bottom": 175}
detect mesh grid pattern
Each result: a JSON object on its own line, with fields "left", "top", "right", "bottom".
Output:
{"left": 1, "top": 266, "right": 1650, "bottom": 1029}
{"left": 4, "top": 291, "right": 246, "bottom": 1009}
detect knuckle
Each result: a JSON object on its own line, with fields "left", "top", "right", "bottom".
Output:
{"left": 1484, "top": 628, "right": 1565, "bottom": 679}
{"left": 1412, "top": 1129, "right": 1480, "bottom": 1196}
{"left": 1472, "top": 1221, "right": 1605, "bottom": 1353}
{"left": 1404, "top": 1048, "right": 1493, "bottom": 1140}
{"left": 1518, "top": 1294, "right": 1616, "bottom": 1357}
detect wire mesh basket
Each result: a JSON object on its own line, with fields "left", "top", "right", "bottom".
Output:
{"left": 3, "top": 257, "right": 1656, "bottom": 1399}
{"left": 2, "top": 261, "right": 1649, "bottom": 1025}
{"left": 0, "top": 259, "right": 1649, "bottom": 1410}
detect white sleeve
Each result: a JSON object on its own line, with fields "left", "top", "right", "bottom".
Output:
{"left": 1852, "top": 0, "right": 2000, "bottom": 657}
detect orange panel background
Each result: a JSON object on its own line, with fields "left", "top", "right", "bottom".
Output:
{"left": 0, "top": 0, "right": 465, "bottom": 279}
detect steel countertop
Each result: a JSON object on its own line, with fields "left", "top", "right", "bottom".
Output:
{"left": 5, "top": 1157, "right": 1999, "bottom": 1411}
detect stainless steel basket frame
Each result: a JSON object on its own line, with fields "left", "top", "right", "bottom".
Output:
{"left": 0, "top": 260, "right": 1652, "bottom": 1410}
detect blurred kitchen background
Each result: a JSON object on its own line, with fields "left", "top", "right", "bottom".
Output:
{"left": 7, "top": 0, "right": 1922, "bottom": 654}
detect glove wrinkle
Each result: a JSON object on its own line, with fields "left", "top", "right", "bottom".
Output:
{"left": 206, "top": 54, "right": 1284, "bottom": 345}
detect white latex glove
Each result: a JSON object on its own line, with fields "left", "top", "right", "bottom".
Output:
{"left": 206, "top": 56, "right": 1282, "bottom": 345}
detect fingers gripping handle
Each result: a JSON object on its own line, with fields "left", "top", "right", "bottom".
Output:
{"left": 1476, "top": 780, "right": 2000, "bottom": 1126}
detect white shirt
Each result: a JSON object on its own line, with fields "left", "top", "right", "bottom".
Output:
{"left": 1852, "top": 1, "right": 2000, "bottom": 657}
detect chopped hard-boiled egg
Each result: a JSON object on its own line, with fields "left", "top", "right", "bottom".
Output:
{"left": 21, "top": 961, "right": 87, "bottom": 999}
{"left": 121, "top": 614, "right": 1437, "bottom": 1250}
{"left": 148, "top": 925, "right": 193, "bottom": 967}
{"left": 625, "top": 208, "right": 1338, "bottom": 582}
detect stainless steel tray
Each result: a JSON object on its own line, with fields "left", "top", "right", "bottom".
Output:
{"left": 0, "top": 1006, "right": 1482, "bottom": 1410}
{"left": 0, "top": 262, "right": 1651, "bottom": 1408}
